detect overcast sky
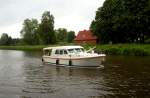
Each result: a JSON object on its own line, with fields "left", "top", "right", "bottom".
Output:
{"left": 0, "top": 0, "right": 105, "bottom": 38}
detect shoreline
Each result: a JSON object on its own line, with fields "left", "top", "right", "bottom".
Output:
{"left": 0, "top": 45, "right": 46, "bottom": 51}
{"left": 0, "top": 44, "right": 150, "bottom": 56}
{"left": 94, "top": 44, "right": 150, "bottom": 56}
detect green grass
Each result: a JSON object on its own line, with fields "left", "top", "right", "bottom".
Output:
{"left": 0, "top": 45, "right": 47, "bottom": 51}
{"left": 0, "top": 44, "right": 150, "bottom": 56}
{"left": 92, "top": 44, "right": 150, "bottom": 56}
{"left": 0, "top": 43, "right": 73, "bottom": 51}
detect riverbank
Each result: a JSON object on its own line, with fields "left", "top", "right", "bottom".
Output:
{"left": 0, "top": 44, "right": 150, "bottom": 56}
{"left": 0, "top": 45, "right": 46, "bottom": 51}
{"left": 89, "top": 44, "right": 150, "bottom": 56}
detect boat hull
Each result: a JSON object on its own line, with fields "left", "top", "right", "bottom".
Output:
{"left": 42, "top": 55, "right": 105, "bottom": 67}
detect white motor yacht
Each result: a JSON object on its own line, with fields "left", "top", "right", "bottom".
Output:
{"left": 42, "top": 46, "right": 106, "bottom": 67}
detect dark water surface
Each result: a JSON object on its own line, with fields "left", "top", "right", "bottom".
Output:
{"left": 0, "top": 50, "right": 150, "bottom": 98}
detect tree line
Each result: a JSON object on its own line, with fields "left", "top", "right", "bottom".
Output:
{"left": 90, "top": 0, "right": 150, "bottom": 44}
{"left": 0, "top": 33, "right": 20, "bottom": 45}
{"left": 0, "top": 11, "right": 75, "bottom": 45}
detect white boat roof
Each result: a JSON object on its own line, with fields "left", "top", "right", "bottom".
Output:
{"left": 43, "top": 45, "right": 83, "bottom": 50}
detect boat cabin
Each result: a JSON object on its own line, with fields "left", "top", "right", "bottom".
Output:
{"left": 42, "top": 45, "right": 105, "bottom": 66}
{"left": 43, "top": 46, "right": 85, "bottom": 56}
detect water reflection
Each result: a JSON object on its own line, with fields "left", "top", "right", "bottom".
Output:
{"left": 0, "top": 50, "right": 150, "bottom": 98}
{"left": 102, "top": 56, "right": 150, "bottom": 97}
{"left": 22, "top": 64, "right": 107, "bottom": 98}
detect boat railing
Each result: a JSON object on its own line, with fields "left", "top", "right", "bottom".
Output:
{"left": 86, "top": 46, "right": 96, "bottom": 53}
{"left": 86, "top": 47, "right": 105, "bottom": 54}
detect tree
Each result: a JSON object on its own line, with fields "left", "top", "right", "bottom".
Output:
{"left": 55, "top": 28, "right": 68, "bottom": 42}
{"left": 11, "top": 38, "right": 21, "bottom": 45}
{"left": 90, "top": 0, "right": 150, "bottom": 43}
{"left": 20, "top": 18, "right": 39, "bottom": 45}
{"left": 38, "top": 11, "right": 56, "bottom": 44}
{"left": 0, "top": 33, "right": 12, "bottom": 45}
{"left": 67, "top": 31, "right": 75, "bottom": 43}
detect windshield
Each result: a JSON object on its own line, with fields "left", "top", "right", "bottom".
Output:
{"left": 68, "top": 48, "right": 84, "bottom": 53}
{"left": 75, "top": 48, "right": 84, "bottom": 52}
{"left": 68, "top": 49, "right": 74, "bottom": 53}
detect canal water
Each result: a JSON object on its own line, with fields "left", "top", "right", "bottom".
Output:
{"left": 0, "top": 50, "right": 150, "bottom": 98}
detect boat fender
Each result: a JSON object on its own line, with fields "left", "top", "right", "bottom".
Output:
{"left": 69, "top": 60, "right": 72, "bottom": 66}
{"left": 42, "top": 58, "right": 45, "bottom": 64}
{"left": 56, "top": 59, "right": 59, "bottom": 65}
{"left": 42, "top": 58, "right": 44, "bottom": 62}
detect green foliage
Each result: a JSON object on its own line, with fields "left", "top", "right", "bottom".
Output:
{"left": 20, "top": 18, "right": 39, "bottom": 45}
{"left": 20, "top": 11, "right": 58, "bottom": 45}
{"left": 55, "top": 28, "right": 68, "bottom": 42}
{"left": 38, "top": 11, "right": 56, "bottom": 44}
{"left": 90, "top": 0, "right": 150, "bottom": 43}
{"left": 0, "top": 33, "right": 21, "bottom": 45}
{"left": 19, "top": 11, "right": 75, "bottom": 45}
{"left": 121, "top": 48, "right": 148, "bottom": 56}
{"left": 67, "top": 31, "right": 75, "bottom": 43}
{"left": 0, "top": 33, "right": 12, "bottom": 45}
{"left": 94, "top": 44, "right": 150, "bottom": 56}
{"left": 55, "top": 28, "right": 75, "bottom": 43}
{"left": 9, "top": 38, "right": 21, "bottom": 45}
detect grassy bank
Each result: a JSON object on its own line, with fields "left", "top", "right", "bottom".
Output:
{"left": 85, "top": 44, "right": 150, "bottom": 56}
{"left": 0, "top": 43, "right": 72, "bottom": 51}
{"left": 0, "top": 44, "right": 150, "bottom": 56}
{"left": 0, "top": 45, "right": 47, "bottom": 51}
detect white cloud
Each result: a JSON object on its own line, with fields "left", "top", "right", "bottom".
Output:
{"left": 0, "top": 0, "right": 105, "bottom": 38}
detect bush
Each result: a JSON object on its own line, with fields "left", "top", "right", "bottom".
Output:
{"left": 84, "top": 44, "right": 150, "bottom": 56}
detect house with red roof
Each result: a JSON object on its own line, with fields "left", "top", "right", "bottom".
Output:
{"left": 74, "top": 30, "right": 97, "bottom": 44}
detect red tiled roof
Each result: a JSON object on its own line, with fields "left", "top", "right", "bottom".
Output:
{"left": 74, "top": 30, "right": 97, "bottom": 41}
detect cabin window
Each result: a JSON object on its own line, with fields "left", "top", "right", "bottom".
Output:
{"left": 44, "top": 49, "right": 52, "bottom": 56}
{"left": 60, "top": 50, "right": 63, "bottom": 55}
{"left": 55, "top": 50, "right": 59, "bottom": 54}
{"left": 68, "top": 49, "right": 74, "bottom": 53}
{"left": 75, "top": 48, "right": 82, "bottom": 52}
{"left": 55, "top": 49, "right": 68, "bottom": 55}
{"left": 63, "top": 50, "right": 68, "bottom": 54}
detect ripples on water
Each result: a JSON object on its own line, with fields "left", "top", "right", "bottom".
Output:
{"left": 0, "top": 50, "right": 150, "bottom": 98}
